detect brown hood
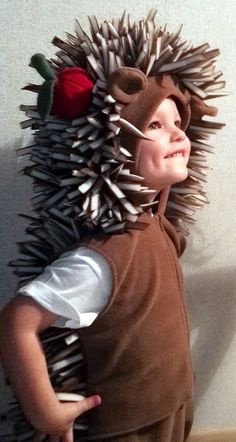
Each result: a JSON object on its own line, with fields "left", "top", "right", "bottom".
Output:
{"left": 108, "top": 69, "right": 191, "bottom": 170}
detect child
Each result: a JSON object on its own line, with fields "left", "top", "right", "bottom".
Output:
{"left": 0, "top": 10, "right": 224, "bottom": 442}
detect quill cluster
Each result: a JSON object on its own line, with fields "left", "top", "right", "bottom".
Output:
{"left": 16, "top": 9, "right": 225, "bottom": 281}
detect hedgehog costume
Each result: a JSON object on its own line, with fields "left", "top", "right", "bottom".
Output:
{"left": 0, "top": 9, "right": 225, "bottom": 442}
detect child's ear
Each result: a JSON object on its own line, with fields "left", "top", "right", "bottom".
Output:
{"left": 107, "top": 67, "right": 147, "bottom": 103}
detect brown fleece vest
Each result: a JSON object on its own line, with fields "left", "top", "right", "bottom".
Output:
{"left": 79, "top": 213, "right": 193, "bottom": 439}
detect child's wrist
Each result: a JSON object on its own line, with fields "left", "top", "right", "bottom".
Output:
{"left": 25, "top": 395, "right": 64, "bottom": 433}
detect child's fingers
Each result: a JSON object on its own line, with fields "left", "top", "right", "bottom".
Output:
{"left": 27, "top": 396, "right": 101, "bottom": 442}
{"left": 77, "top": 394, "right": 102, "bottom": 414}
{"left": 62, "top": 394, "right": 101, "bottom": 420}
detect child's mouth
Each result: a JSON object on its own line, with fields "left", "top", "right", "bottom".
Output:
{"left": 165, "top": 151, "right": 184, "bottom": 159}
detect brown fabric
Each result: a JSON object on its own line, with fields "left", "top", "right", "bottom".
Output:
{"left": 120, "top": 74, "right": 190, "bottom": 131}
{"left": 108, "top": 70, "right": 191, "bottom": 132}
{"left": 95, "top": 397, "right": 194, "bottom": 442}
{"left": 190, "top": 94, "right": 218, "bottom": 118}
{"left": 79, "top": 213, "right": 193, "bottom": 439}
{"left": 108, "top": 68, "right": 148, "bottom": 104}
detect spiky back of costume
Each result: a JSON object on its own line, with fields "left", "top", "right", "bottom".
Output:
{"left": 0, "top": 9, "right": 225, "bottom": 441}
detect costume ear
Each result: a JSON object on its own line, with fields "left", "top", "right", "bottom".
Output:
{"left": 190, "top": 94, "right": 218, "bottom": 118}
{"left": 107, "top": 67, "right": 147, "bottom": 103}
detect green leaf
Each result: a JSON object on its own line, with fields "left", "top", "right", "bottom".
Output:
{"left": 37, "top": 79, "right": 55, "bottom": 120}
{"left": 30, "top": 53, "right": 55, "bottom": 81}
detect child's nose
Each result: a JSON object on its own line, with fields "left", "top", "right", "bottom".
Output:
{"left": 171, "top": 125, "right": 186, "bottom": 142}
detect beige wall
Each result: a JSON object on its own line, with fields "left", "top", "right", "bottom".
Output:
{"left": 0, "top": 0, "right": 235, "bottom": 429}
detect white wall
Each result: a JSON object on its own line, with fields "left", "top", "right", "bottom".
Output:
{"left": 0, "top": 0, "right": 235, "bottom": 430}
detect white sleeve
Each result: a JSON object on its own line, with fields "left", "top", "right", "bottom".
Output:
{"left": 18, "top": 247, "right": 113, "bottom": 329}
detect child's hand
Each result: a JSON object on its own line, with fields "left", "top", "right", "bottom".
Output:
{"left": 0, "top": 297, "right": 101, "bottom": 441}
{"left": 34, "top": 394, "right": 101, "bottom": 442}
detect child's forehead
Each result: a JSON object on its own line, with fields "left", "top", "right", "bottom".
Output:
{"left": 151, "top": 97, "right": 181, "bottom": 118}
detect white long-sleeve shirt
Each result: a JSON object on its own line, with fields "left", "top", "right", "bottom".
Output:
{"left": 19, "top": 247, "right": 113, "bottom": 329}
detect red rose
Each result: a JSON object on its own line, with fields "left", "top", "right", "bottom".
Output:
{"left": 51, "top": 67, "right": 94, "bottom": 119}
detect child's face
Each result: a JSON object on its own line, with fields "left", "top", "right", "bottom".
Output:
{"left": 136, "top": 98, "right": 191, "bottom": 192}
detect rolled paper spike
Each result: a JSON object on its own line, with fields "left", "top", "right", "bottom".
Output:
{"left": 119, "top": 118, "right": 151, "bottom": 140}
{"left": 30, "top": 53, "right": 56, "bottom": 81}
{"left": 55, "top": 392, "right": 85, "bottom": 402}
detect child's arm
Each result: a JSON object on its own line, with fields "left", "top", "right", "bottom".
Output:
{"left": 0, "top": 295, "right": 101, "bottom": 440}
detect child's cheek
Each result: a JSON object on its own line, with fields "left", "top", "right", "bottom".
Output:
{"left": 185, "top": 137, "right": 191, "bottom": 162}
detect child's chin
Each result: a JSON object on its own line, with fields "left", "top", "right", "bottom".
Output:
{"left": 171, "top": 169, "right": 189, "bottom": 185}
{"left": 178, "top": 165, "right": 189, "bottom": 179}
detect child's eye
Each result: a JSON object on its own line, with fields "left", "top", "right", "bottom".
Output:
{"left": 148, "top": 121, "right": 162, "bottom": 130}
{"left": 174, "top": 120, "right": 181, "bottom": 128}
